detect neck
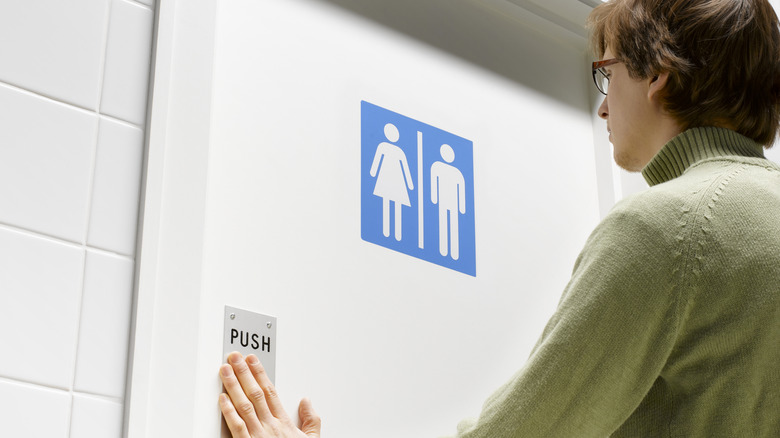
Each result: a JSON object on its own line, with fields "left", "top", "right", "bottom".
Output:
{"left": 641, "top": 126, "right": 765, "bottom": 186}
{"left": 648, "top": 117, "right": 683, "bottom": 162}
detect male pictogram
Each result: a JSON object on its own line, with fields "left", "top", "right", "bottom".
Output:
{"left": 430, "top": 144, "right": 466, "bottom": 260}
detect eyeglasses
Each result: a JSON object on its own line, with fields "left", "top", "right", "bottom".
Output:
{"left": 592, "top": 58, "right": 620, "bottom": 95}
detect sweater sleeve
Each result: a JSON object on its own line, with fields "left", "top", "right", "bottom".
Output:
{"left": 446, "top": 200, "right": 685, "bottom": 437}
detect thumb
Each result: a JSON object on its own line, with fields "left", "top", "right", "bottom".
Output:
{"left": 298, "top": 398, "right": 321, "bottom": 437}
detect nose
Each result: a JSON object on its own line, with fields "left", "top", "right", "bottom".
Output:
{"left": 598, "top": 96, "right": 608, "bottom": 120}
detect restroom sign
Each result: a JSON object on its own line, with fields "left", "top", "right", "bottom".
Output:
{"left": 361, "top": 101, "right": 476, "bottom": 276}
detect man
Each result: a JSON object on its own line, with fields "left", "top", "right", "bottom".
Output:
{"left": 218, "top": 0, "right": 780, "bottom": 436}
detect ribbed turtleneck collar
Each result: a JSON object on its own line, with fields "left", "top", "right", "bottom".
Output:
{"left": 641, "top": 127, "right": 766, "bottom": 186}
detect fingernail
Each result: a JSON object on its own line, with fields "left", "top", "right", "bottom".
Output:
{"left": 229, "top": 352, "right": 242, "bottom": 364}
{"left": 220, "top": 364, "right": 232, "bottom": 377}
{"left": 246, "top": 354, "right": 259, "bottom": 365}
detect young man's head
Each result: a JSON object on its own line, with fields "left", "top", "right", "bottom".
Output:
{"left": 589, "top": 0, "right": 780, "bottom": 170}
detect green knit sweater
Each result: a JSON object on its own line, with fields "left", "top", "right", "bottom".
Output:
{"left": 450, "top": 127, "right": 780, "bottom": 437}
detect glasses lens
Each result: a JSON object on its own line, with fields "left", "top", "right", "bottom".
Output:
{"left": 597, "top": 69, "right": 609, "bottom": 94}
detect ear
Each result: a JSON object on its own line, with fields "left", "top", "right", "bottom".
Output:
{"left": 647, "top": 71, "right": 670, "bottom": 103}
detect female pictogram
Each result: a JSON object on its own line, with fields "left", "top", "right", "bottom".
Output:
{"left": 369, "top": 123, "right": 414, "bottom": 241}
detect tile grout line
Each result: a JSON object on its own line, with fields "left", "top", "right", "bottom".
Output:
{"left": 0, "top": 375, "right": 69, "bottom": 395}
{"left": 67, "top": 0, "right": 116, "bottom": 435}
{"left": 0, "top": 81, "right": 96, "bottom": 114}
{"left": 0, "top": 376, "right": 124, "bottom": 403}
{"left": 65, "top": 249, "right": 87, "bottom": 437}
{"left": 101, "top": 113, "right": 145, "bottom": 131}
{"left": 0, "top": 81, "right": 144, "bottom": 131}
{"left": 71, "top": 388, "right": 126, "bottom": 405}
{"left": 126, "top": 0, "right": 154, "bottom": 12}
{"left": 0, "top": 222, "right": 136, "bottom": 261}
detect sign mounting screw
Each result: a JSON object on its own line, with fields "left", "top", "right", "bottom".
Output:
{"left": 267, "top": 322, "right": 273, "bottom": 329}
{"left": 230, "top": 313, "right": 236, "bottom": 320}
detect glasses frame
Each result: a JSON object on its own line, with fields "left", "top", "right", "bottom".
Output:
{"left": 592, "top": 58, "right": 620, "bottom": 95}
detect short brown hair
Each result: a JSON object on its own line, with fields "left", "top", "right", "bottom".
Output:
{"left": 589, "top": 0, "right": 780, "bottom": 146}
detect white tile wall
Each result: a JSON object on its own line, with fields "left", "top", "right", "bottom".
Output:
{"left": 87, "top": 118, "right": 145, "bottom": 255}
{"left": 0, "top": 0, "right": 109, "bottom": 110}
{"left": 0, "top": 84, "right": 98, "bottom": 242}
{"left": 0, "top": 379, "right": 72, "bottom": 438}
{"left": 0, "top": 0, "right": 154, "bottom": 435}
{"left": 0, "top": 228, "right": 84, "bottom": 389}
{"left": 101, "top": 0, "right": 155, "bottom": 126}
{"left": 70, "top": 394, "right": 124, "bottom": 438}
{"left": 73, "top": 251, "right": 134, "bottom": 399}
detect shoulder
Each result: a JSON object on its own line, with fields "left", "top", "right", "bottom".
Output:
{"left": 604, "top": 159, "right": 753, "bottom": 232}
{"left": 589, "top": 159, "right": 780, "bottom": 271}
{"left": 570, "top": 191, "right": 676, "bottom": 281}
{"left": 594, "top": 185, "right": 687, "bottom": 243}
{"left": 664, "top": 158, "right": 780, "bottom": 232}
{"left": 574, "top": 177, "right": 708, "bottom": 275}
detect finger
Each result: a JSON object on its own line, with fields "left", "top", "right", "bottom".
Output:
{"left": 298, "top": 398, "right": 322, "bottom": 437}
{"left": 219, "top": 393, "right": 251, "bottom": 438}
{"left": 245, "top": 354, "right": 290, "bottom": 422}
{"left": 220, "top": 362, "right": 262, "bottom": 432}
{"left": 229, "top": 351, "right": 275, "bottom": 423}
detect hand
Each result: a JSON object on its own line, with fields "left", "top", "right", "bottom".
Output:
{"left": 219, "top": 351, "right": 321, "bottom": 438}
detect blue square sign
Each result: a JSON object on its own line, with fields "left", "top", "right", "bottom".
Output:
{"left": 361, "top": 101, "right": 476, "bottom": 276}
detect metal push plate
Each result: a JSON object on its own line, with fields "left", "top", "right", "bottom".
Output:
{"left": 223, "top": 306, "right": 277, "bottom": 384}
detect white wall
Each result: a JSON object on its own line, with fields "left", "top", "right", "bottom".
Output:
{"left": 0, "top": 0, "right": 154, "bottom": 437}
